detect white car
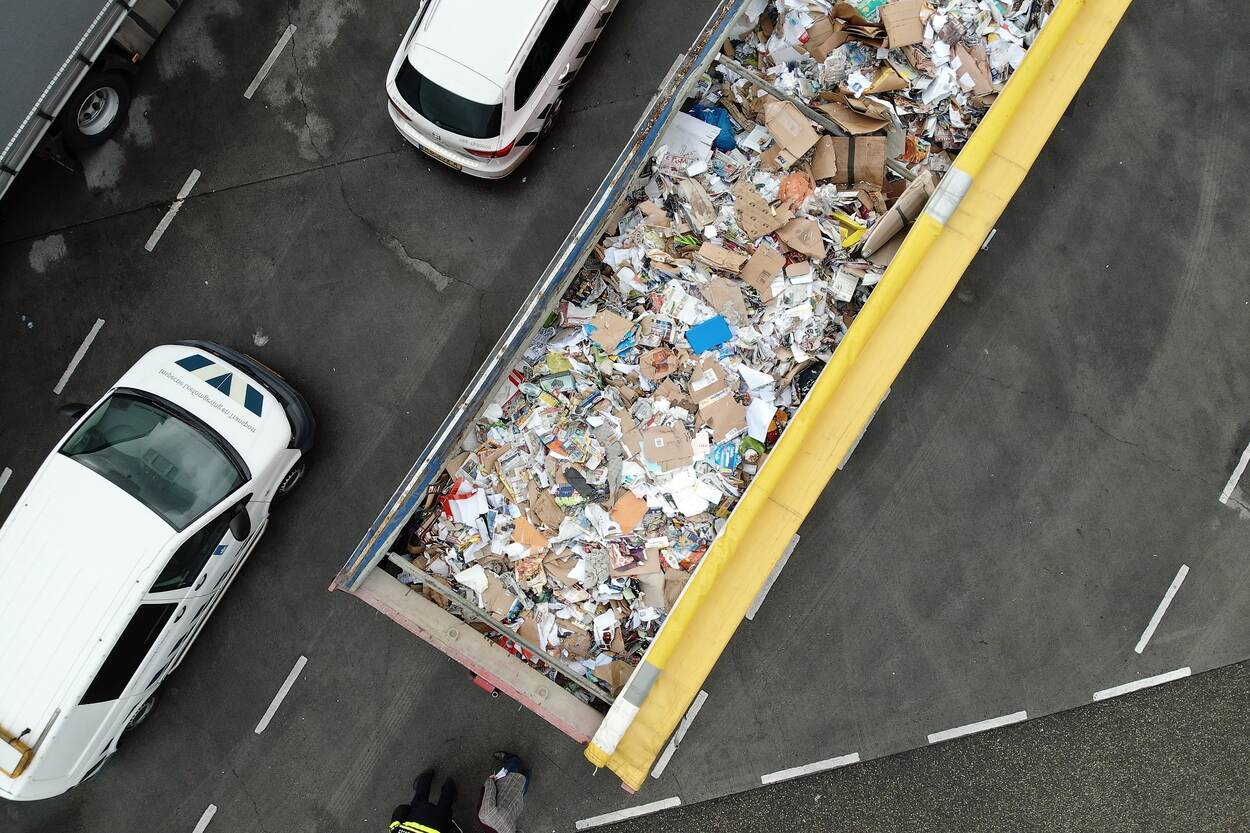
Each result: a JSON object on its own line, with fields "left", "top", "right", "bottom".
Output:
{"left": 386, "top": 0, "right": 617, "bottom": 178}
{"left": 0, "top": 341, "right": 313, "bottom": 800}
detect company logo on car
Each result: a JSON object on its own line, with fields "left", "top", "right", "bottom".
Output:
{"left": 174, "top": 354, "right": 264, "bottom": 417}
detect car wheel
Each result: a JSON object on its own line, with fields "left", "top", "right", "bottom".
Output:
{"left": 276, "top": 460, "right": 306, "bottom": 496}
{"left": 123, "top": 693, "right": 157, "bottom": 734}
{"left": 541, "top": 98, "right": 563, "bottom": 138}
{"left": 60, "top": 71, "right": 131, "bottom": 150}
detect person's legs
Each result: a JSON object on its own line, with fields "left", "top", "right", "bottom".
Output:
{"left": 500, "top": 756, "right": 530, "bottom": 795}
{"left": 411, "top": 770, "right": 434, "bottom": 806}
{"left": 437, "top": 776, "right": 457, "bottom": 815}
{"left": 392, "top": 804, "right": 411, "bottom": 824}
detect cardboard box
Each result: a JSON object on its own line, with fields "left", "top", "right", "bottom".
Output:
{"left": 879, "top": 0, "right": 924, "bottom": 47}
{"left": 810, "top": 136, "right": 838, "bottom": 181}
{"left": 860, "top": 169, "right": 937, "bottom": 257}
{"left": 829, "top": 136, "right": 887, "bottom": 186}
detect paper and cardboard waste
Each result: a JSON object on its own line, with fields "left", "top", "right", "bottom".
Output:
{"left": 390, "top": 0, "right": 1048, "bottom": 705}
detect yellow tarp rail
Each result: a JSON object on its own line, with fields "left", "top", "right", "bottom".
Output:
{"left": 587, "top": 0, "right": 1134, "bottom": 790}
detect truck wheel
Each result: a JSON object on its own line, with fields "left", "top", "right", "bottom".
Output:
{"left": 61, "top": 71, "right": 131, "bottom": 150}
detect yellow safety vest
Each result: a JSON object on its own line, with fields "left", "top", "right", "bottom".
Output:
{"left": 389, "top": 822, "right": 442, "bottom": 833}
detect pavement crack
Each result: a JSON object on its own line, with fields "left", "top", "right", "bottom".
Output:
{"left": 947, "top": 364, "right": 1205, "bottom": 480}
{"left": 333, "top": 166, "right": 480, "bottom": 295}
{"left": 285, "top": 0, "right": 328, "bottom": 160}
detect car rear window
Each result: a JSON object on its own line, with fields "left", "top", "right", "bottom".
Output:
{"left": 394, "top": 60, "right": 502, "bottom": 139}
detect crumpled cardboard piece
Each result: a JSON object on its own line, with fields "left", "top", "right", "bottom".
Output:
{"left": 880, "top": 0, "right": 924, "bottom": 47}
{"left": 639, "top": 347, "right": 678, "bottom": 381}
{"left": 763, "top": 101, "right": 819, "bottom": 168}
{"left": 867, "top": 66, "right": 910, "bottom": 94}
{"left": 861, "top": 169, "right": 936, "bottom": 257}
{"left": 801, "top": 15, "right": 840, "bottom": 62}
{"left": 641, "top": 425, "right": 693, "bottom": 471}
{"left": 700, "top": 277, "right": 748, "bottom": 324}
{"left": 829, "top": 136, "right": 887, "bottom": 187}
{"left": 587, "top": 310, "right": 633, "bottom": 351}
{"left": 663, "top": 569, "right": 691, "bottom": 609}
{"left": 777, "top": 217, "right": 827, "bottom": 259}
{"left": 810, "top": 136, "right": 838, "bottom": 182}
{"left": 528, "top": 479, "right": 565, "bottom": 531}
{"left": 609, "top": 492, "right": 648, "bottom": 533}
{"left": 817, "top": 92, "right": 892, "bottom": 136}
{"left": 688, "top": 355, "right": 732, "bottom": 404}
{"left": 598, "top": 659, "right": 635, "bottom": 694}
{"left": 511, "top": 517, "right": 550, "bottom": 553}
{"left": 677, "top": 177, "right": 717, "bottom": 228}
{"left": 482, "top": 573, "right": 517, "bottom": 618}
{"left": 698, "top": 387, "right": 747, "bottom": 442}
{"left": 733, "top": 181, "right": 791, "bottom": 240}
{"left": 696, "top": 242, "right": 748, "bottom": 274}
{"left": 742, "top": 245, "right": 786, "bottom": 301}
{"left": 955, "top": 43, "right": 993, "bottom": 97}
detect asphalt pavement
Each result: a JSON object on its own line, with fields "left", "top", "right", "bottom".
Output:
{"left": 2, "top": 0, "right": 1249, "bottom": 831}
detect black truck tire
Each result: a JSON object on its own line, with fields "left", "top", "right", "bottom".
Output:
{"left": 60, "top": 70, "right": 131, "bottom": 150}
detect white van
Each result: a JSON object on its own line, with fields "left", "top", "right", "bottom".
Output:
{"left": 385, "top": 0, "right": 617, "bottom": 178}
{"left": 0, "top": 341, "right": 313, "bottom": 800}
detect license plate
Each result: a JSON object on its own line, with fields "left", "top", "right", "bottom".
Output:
{"left": 421, "top": 145, "right": 461, "bottom": 171}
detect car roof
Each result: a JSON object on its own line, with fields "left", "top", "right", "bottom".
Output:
{"left": 411, "top": 0, "right": 551, "bottom": 89}
{"left": 0, "top": 454, "right": 173, "bottom": 742}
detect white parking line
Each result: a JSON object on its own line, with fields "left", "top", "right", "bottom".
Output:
{"left": 651, "top": 690, "right": 708, "bottom": 779}
{"left": 145, "top": 169, "right": 201, "bottom": 252}
{"left": 1093, "top": 667, "right": 1191, "bottom": 702}
{"left": 243, "top": 24, "right": 297, "bottom": 100}
{"left": 575, "top": 797, "right": 682, "bottom": 830}
{"left": 53, "top": 318, "right": 105, "bottom": 395}
{"left": 927, "top": 710, "right": 1027, "bottom": 744}
{"left": 1219, "top": 440, "right": 1250, "bottom": 505}
{"left": 0, "top": 468, "right": 11, "bottom": 496}
{"left": 254, "top": 655, "right": 307, "bottom": 734}
{"left": 1135, "top": 564, "right": 1189, "bottom": 654}
{"left": 760, "top": 752, "right": 861, "bottom": 785}
{"left": 191, "top": 804, "right": 217, "bottom": 833}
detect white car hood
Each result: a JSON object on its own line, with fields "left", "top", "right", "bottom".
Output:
{"left": 118, "top": 345, "right": 291, "bottom": 472}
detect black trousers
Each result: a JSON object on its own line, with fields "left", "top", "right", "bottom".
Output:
{"left": 391, "top": 771, "right": 457, "bottom": 831}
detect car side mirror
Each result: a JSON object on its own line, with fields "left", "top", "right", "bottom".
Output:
{"left": 57, "top": 403, "right": 88, "bottom": 420}
{"left": 229, "top": 504, "right": 251, "bottom": 540}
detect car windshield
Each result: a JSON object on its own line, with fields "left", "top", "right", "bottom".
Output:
{"left": 60, "top": 392, "right": 245, "bottom": 530}
{"left": 394, "top": 59, "right": 502, "bottom": 139}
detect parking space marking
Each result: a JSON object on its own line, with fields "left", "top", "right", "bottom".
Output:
{"left": 1093, "top": 667, "right": 1190, "bottom": 702}
{"left": 1219, "top": 439, "right": 1250, "bottom": 505}
{"left": 243, "top": 24, "right": 297, "bottom": 100}
{"left": 928, "top": 710, "right": 1027, "bottom": 744}
{"left": 1135, "top": 564, "right": 1189, "bottom": 654}
{"left": 53, "top": 318, "right": 105, "bottom": 395}
{"left": 254, "top": 655, "right": 307, "bottom": 734}
{"left": 575, "top": 797, "right": 681, "bottom": 830}
{"left": 191, "top": 804, "right": 217, "bottom": 833}
{"left": 0, "top": 468, "right": 10, "bottom": 496}
{"left": 651, "top": 690, "right": 708, "bottom": 779}
{"left": 145, "top": 168, "right": 201, "bottom": 252}
{"left": 760, "top": 752, "right": 860, "bottom": 785}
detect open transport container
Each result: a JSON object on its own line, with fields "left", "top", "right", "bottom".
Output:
{"left": 334, "top": 0, "right": 1132, "bottom": 791}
